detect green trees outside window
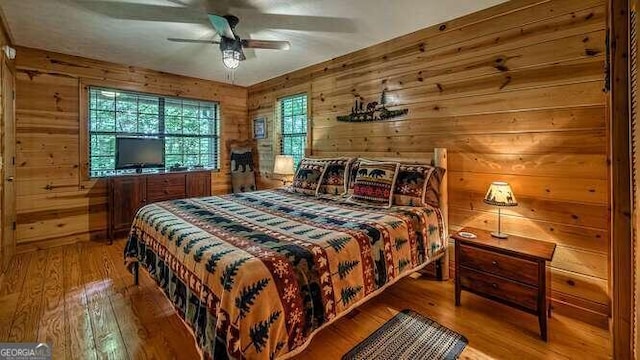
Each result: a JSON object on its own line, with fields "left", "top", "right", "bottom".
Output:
{"left": 280, "top": 94, "right": 307, "bottom": 168}
{"left": 88, "top": 87, "right": 219, "bottom": 177}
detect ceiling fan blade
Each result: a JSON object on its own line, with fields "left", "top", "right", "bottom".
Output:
{"left": 235, "top": 12, "right": 357, "bottom": 33}
{"left": 241, "top": 39, "right": 291, "bottom": 50}
{"left": 234, "top": 30, "right": 256, "bottom": 60}
{"left": 73, "top": 1, "right": 204, "bottom": 23}
{"left": 166, "top": 0, "right": 190, "bottom": 6}
{"left": 208, "top": 14, "right": 236, "bottom": 39}
{"left": 168, "top": 38, "right": 220, "bottom": 44}
{"left": 198, "top": 0, "right": 259, "bottom": 16}
{"left": 241, "top": 47, "right": 256, "bottom": 60}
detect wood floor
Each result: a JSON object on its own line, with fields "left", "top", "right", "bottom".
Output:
{"left": 0, "top": 240, "right": 610, "bottom": 360}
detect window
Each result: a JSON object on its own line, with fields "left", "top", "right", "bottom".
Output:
{"left": 88, "top": 87, "right": 220, "bottom": 177}
{"left": 280, "top": 94, "right": 308, "bottom": 168}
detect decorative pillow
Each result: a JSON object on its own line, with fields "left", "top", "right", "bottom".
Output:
{"left": 346, "top": 159, "right": 361, "bottom": 195}
{"left": 348, "top": 161, "right": 399, "bottom": 208}
{"left": 423, "top": 166, "right": 446, "bottom": 207}
{"left": 290, "top": 159, "right": 328, "bottom": 196}
{"left": 393, "top": 164, "right": 446, "bottom": 207}
{"left": 317, "top": 158, "right": 355, "bottom": 196}
{"left": 230, "top": 146, "right": 256, "bottom": 193}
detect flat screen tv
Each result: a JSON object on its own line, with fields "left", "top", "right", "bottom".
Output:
{"left": 116, "top": 137, "right": 165, "bottom": 171}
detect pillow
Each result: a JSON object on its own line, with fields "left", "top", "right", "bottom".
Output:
{"left": 393, "top": 164, "right": 445, "bottom": 207}
{"left": 346, "top": 159, "right": 361, "bottom": 195}
{"left": 230, "top": 147, "right": 256, "bottom": 193}
{"left": 290, "top": 159, "right": 328, "bottom": 196}
{"left": 348, "top": 161, "right": 399, "bottom": 208}
{"left": 423, "top": 166, "right": 446, "bottom": 207}
{"left": 317, "top": 158, "right": 355, "bottom": 196}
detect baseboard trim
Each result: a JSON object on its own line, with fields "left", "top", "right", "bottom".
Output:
{"left": 447, "top": 263, "right": 608, "bottom": 329}
{"left": 550, "top": 298, "right": 609, "bottom": 329}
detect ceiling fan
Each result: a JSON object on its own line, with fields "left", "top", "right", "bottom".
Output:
{"left": 168, "top": 14, "right": 291, "bottom": 70}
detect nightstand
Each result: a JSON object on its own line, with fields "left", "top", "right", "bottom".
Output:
{"left": 452, "top": 227, "right": 556, "bottom": 341}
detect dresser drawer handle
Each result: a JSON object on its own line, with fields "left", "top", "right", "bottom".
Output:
{"left": 491, "top": 283, "right": 498, "bottom": 289}
{"left": 492, "top": 260, "right": 498, "bottom": 266}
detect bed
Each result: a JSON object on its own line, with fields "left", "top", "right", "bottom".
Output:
{"left": 124, "top": 148, "right": 449, "bottom": 360}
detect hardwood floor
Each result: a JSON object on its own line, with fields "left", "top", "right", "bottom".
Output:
{"left": 0, "top": 240, "right": 610, "bottom": 359}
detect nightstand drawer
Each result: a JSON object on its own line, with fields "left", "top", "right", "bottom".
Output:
{"left": 459, "top": 267, "right": 538, "bottom": 311}
{"left": 459, "top": 244, "right": 539, "bottom": 286}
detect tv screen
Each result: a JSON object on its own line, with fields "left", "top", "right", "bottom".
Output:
{"left": 116, "top": 137, "right": 165, "bottom": 170}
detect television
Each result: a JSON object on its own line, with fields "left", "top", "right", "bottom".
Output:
{"left": 116, "top": 137, "right": 165, "bottom": 171}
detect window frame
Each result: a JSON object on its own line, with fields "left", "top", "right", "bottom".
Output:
{"left": 278, "top": 93, "right": 309, "bottom": 169}
{"left": 80, "top": 80, "right": 221, "bottom": 180}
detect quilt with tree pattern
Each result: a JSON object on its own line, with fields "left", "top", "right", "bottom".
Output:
{"left": 124, "top": 189, "right": 445, "bottom": 359}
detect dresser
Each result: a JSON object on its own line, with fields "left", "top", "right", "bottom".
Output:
{"left": 452, "top": 227, "right": 556, "bottom": 341}
{"left": 107, "top": 170, "right": 212, "bottom": 243}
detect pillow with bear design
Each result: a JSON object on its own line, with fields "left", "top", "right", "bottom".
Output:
{"left": 317, "top": 157, "right": 354, "bottom": 196}
{"left": 393, "top": 164, "right": 445, "bottom": 207}
{"left": 289, "top": 159, "right": 328, "bottom": 196}
{"left": 348, "top": 160, "right": 399, "bottom": 208}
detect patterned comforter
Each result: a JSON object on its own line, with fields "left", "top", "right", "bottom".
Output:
{"left": 124, "top": 189, "right": 446, "bottom": 359}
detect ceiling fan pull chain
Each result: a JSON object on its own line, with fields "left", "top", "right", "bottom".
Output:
{"left": 226, "top": 69, "right": 236, "bottom": 84}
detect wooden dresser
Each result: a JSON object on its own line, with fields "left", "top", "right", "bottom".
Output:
{"left": 452, "top": 227, "right": 556, "bottom": 340}
{"left": 107, "top": 170, "right": 211, "bottom": 243}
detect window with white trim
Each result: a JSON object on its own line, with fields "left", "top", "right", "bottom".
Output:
{"left": 279, "top": 94, "right": 307, "bottom": 168}
{"left": 88, "top": 87, "right": 220, "bottom": 177}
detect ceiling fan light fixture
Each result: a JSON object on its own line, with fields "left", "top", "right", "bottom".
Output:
{"left": 171, "top": 13, "right": 291, "bottom": 72}
{"left": 222, "top": 49, "right": 241, "bottom": 69}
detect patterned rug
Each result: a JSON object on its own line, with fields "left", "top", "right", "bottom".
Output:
{"left": 342, "top": 310, "right": 468, "bottom": 360}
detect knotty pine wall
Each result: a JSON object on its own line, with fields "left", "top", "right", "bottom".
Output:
{"left": 248, "top": 0, "right": 610, "bottom": 326}
{"left": 14, "top": 46, "right": 249, "bottom": 253}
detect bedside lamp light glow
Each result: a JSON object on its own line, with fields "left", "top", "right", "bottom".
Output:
{"left": 483, "top": 181, "right": 518, "bottom": 239}
{"left": 273, "top": 155, "right": 294, "bottom": 185}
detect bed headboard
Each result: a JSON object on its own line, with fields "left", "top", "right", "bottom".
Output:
{"left": 434, "top": 148, "right": 449, "bottom": 241}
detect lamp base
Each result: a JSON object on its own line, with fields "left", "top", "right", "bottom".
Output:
{"left": 491, "top": 231, "right": 509, "bottom": 239}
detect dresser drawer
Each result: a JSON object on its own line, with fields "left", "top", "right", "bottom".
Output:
{"left": 459, "top": 244, "right": 539, "bottom": 286}
{"left": 459, "top": 267, "right": 538, "bottom": 311}
{"left": 147, "top": 174, "right": 186, "bottom": 201}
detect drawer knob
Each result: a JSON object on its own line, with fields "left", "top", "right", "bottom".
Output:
{"left": 492, "top": 260, "right": 498, "bottom": 266}
{"left": 491, "top": 283, "right": 498, "bottom": 289}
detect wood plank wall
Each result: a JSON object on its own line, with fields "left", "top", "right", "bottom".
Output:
{"left": 248, "top": 0, "right": 610, "bottom": 326}
{"left": 13, "top": 47, "right": 249, "bottom": 253}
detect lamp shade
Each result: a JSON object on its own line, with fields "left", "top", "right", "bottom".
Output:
{"left": 273, "top": 155, "right": 294, "bottom": 175}
{"left": 483, "top": 181, "right": 517, "bottom": 206}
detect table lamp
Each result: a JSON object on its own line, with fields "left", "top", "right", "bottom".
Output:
{"left": 273, "top": 155, "right": 294, "bottom": 185}
{"left": 483, "top": 181, "right": 518, "bottom": 239}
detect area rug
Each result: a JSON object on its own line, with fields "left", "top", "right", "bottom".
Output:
{"left": 342, "top": 309, "right": 468, "bottom": 360}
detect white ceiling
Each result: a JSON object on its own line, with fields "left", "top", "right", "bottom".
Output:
{"left": 1, "top": 0, "right": 507, "bottom": 86}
